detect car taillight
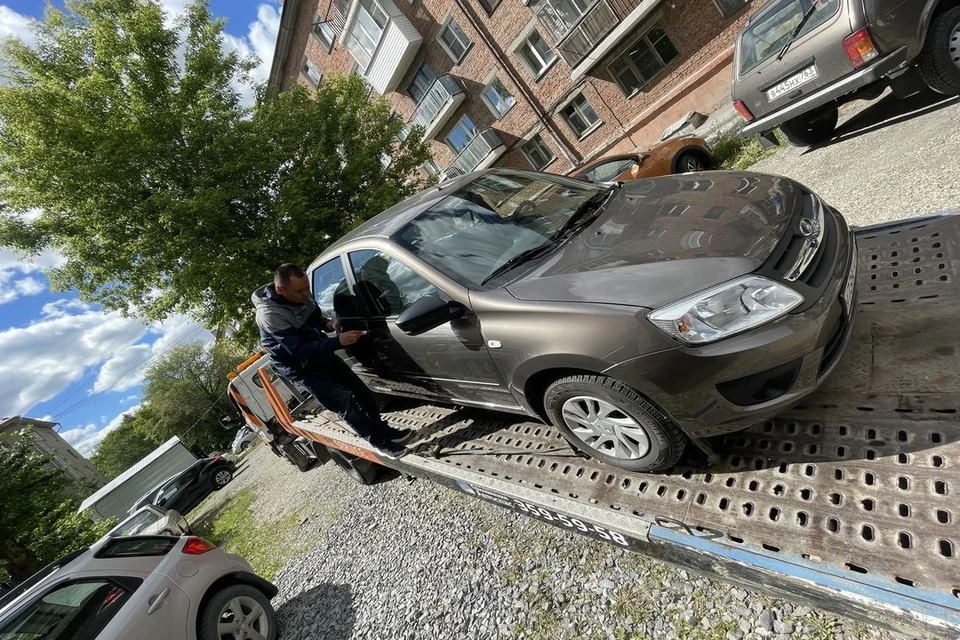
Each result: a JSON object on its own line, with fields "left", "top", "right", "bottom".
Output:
{"left": 843, "top": 29, "right": 879, "bottom": 68}
{"left": 733, "top": 100, "right": 754, "bottom": 122}
{"left": 182, "top": 537, "right": 216, "bottom": 555}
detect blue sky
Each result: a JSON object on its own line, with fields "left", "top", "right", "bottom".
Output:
{"left": 0, "top": 0, "right": 281, "bottom": 455}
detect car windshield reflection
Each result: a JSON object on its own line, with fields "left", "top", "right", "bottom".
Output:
{"left": 393, "top": 171, "right": 605, "bottom": 288}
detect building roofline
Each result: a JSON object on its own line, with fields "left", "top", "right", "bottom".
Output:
{"left": 267, "top": 0, "right": 303, "bottom": 93}
{"left": 78, "top": 436, "right": 187, "bottom": 512}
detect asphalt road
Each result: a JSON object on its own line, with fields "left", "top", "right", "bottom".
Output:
{"left": 751, "top": 88, "right": 960, "bottom": 227}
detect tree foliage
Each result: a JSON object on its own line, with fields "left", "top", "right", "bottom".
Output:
{"left": 0, "top": 0, "right": 431, "bottom": 331}
{"left": 0, "top": 432, "right": 114, "bottom": 583}
{"left": 134, "top": 341, "right": 244, "bottom": 453}
{"left": 88, "top": 415, "right": 162, "bottom": 480}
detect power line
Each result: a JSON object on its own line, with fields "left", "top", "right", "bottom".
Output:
{"left": 51, "top": 325, "right": 208, "bottom": 421}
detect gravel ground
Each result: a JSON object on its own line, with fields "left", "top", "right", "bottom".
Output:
{"left": 198, "top": 446, "right": 906, "bottom": 640}
{"left": 751, "top": 88, "right": 960, "bottom": 226}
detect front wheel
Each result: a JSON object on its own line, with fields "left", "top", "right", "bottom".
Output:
{"left": 543, "top": 375, "right": 687, "bottom": 473}
{"left": 212, "top": 468, "right": 233, "bottom": 489}
{"left": 197, "top": 584, "right": 277, "bottom": 640}
{"left": 918, "top": 6, "right": 960, "bottom": 95}
{"left": 675, "top": 151, "right": 709, "bottom": 173}
{"left": 779, "top": 105, "right": 838, "bottom": 146}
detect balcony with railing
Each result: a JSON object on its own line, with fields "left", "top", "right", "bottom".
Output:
{"left": 410, "top": 76, "right": 465, "bottom": 142}
{"left": 534, "top": 0, "right": 662, "bottom": 78}
{"left": 442, "top": 130, "right": 505, "bottom": 180}
{"left": 340, "top": 0, "right": 423, "bottom": 95}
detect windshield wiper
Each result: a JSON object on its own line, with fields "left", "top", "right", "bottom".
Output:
{"left": 776, "top": 0, "right": 819, "bottom": 61}
{"left": 480, "top": 244, "right": 557, "bottom": 286}
{"left": 552, "top": 188, "right": 614, "bottom": 241}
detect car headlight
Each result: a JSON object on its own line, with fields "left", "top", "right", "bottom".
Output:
{"left": 647, "top": 276, "right": 803, "bottom": 344}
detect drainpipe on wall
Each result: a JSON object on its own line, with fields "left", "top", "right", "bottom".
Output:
{"left": 450, "top": 0, "right": 581, "bottom": 168}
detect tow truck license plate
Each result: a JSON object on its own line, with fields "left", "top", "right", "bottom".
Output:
{"left": 767, "top": 65, "right": 818, "bottom": 101}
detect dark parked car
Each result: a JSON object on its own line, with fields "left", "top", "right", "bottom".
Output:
{"left": 308, "top": 169, "right": 856, "bottom": 472}
{"left": 731, "top": 0, "right": 960, "bottom": 145}
{"left": 130, "top": 457, "right": 235, "bottom": 515}
{"left": 569, "top": 136, "right": 715, "bottom": 183}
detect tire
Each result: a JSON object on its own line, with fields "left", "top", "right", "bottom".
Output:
{"left": 779, "top": 105, "right": 838, "bottom": 146}
{"left": 198, "top": 584, "right": 277, "bottom": 640}
{"left": 675, "top": 151, "right": 709, "bottom": 173}
{"left": 240, "top": 441, "right": 251, "bottom": 452}
{"left": 328, "top": 448, "right": 379, "bottom": 485}
{"left": 919, "top": 7, "right": 960, "bottom": 95}
{"left": 543, "top": 375, "right": 687, "bottom": 473}
{"left": 212, "top": 467, "right": 233, "bottom": 489}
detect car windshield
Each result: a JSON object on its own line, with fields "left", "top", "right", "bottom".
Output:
{"left": 393, "top": 170, "right": 607, "bottom": 288}
{"left": 110, "top": 510, "right": 161, "bottom": 537}
{"left": 738, "top": 0, "right": 840, "bottom": 74}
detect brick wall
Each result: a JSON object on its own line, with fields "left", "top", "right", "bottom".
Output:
{"left": 279, "top": 0, "right": 761, "bottom": 175}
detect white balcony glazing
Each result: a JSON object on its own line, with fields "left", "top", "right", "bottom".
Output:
{"left": 341, "top": 0, "right": 422, "bottom": 94}
{"left": 410, "top": 76, "right": 465, "bottom": 141}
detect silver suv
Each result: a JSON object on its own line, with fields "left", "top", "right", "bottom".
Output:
{"left": 731, "top": 0, "right": 960, "bottom": 145}
{"left": 0, "top": 536, "right": 277, "bottom": 640}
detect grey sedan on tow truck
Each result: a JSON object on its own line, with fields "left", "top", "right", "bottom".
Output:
{"left": 308, "top": 169, "right": 857, "bottom": 473}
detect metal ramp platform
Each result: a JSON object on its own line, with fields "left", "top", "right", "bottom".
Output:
{"left": 294, "top": 214, "right": 960, "bottom": 638}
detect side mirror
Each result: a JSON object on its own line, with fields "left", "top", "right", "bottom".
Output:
{"left": 218, "top": 415, "right": 237, "bottom": 431}
{"left": 395, "top": 295, "right": 465, "bottom": 336}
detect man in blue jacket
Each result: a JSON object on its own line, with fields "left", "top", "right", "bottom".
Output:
{"left": 252, "top": 264, "right": 411, "bottom": 459}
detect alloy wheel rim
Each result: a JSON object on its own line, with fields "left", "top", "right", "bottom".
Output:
{"left": 685, "top": 157, "right": 703, "bottom": 171}
{"left": 560, "top": 396, "right": 651, "bottom": 459}
{"left": 951, "top": 24, "right": 960, "bottom": 70}
{"left": 216, "top": 595, "right": 269, "bottom": 640}
{"left": 215, "top": 470, "right": 231, "bottom": 486}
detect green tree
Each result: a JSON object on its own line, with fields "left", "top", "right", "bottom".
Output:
{"left": 134, "top": 341, "right": 244, "bottom": 453}
{"left": 89, "top": 415, "right": 162, "bottom": 480}
{"left": 0, "top": 0, "right": 431, "bottom": 332}
{"left": 0, "top": 432, "right": 113, "bottom": 583}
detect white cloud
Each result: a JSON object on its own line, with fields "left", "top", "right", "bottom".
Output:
{"left": 61, "top": 403, "right": 142, "bottom": 456}
{"left": 0, "top": 301, "right": 209, "bottom": 417}
{"left": 0, "top": 246, "right": 66, "bottom": 304}
{"left": 0, "top": 6, "right": 36, "bottom": 48}
{"left": 0, "top": 276, "right": 47, "bottom": 306}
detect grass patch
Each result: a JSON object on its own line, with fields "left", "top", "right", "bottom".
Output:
{"left": 712, "top": 130, "right": 783, "bottom": 170}
{"left": 192, "top": 488, "right": 322, "bottom": 581}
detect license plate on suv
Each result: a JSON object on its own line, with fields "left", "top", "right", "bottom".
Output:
{"left": 767, "top": 65, "right": 818, "bottom": 101}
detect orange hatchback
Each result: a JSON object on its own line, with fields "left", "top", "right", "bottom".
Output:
{"left": 570, "top": 136, "right": 715, "bottom": 183}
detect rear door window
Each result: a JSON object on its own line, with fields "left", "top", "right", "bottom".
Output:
{"left": 0, "top": 578, "right": 140, "bottom": 640}
{"left": 738, "top": 0, "right": 840, "bottom": 73}
{"left": 580, "top": 158, "right": 637, "bottom": 182}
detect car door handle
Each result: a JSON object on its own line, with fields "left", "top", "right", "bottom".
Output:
{"left": 146, "top": 587, "right": 170, "bottom": 614}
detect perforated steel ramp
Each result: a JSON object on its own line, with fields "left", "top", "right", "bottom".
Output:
{"left": 295, "top": 214, "right": 960, "bottom": 638}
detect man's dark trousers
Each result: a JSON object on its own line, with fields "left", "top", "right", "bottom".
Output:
{"left": 279, "top": 357, "right": 391, "bottom": 446}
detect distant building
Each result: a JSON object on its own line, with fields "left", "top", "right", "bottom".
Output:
{"left": 77, "top": 437, "right": 198, "bottom": 521}
{"left": 269, "top": 0, "right": 756, "bottom": 179}
{"left": 0, "top": 416, "right": 107, "bottom": 488}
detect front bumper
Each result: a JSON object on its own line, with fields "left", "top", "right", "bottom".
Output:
{"left": 739, "top": 46, "right": 909, "bottom": 137}
{"left": 605, "top": 213, "right": 857, "bottom": 439}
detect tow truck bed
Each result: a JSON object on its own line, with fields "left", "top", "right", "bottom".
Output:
{"left": 286, "top": 214, "right": 960, "bottom": 638}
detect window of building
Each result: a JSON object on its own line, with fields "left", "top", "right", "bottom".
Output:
{"left": 478, "top": 0, "right": 502, "bottom": 15}
{"left": 348, "top": 250, "right": 439, "bottom": 317}
{"left": 607, "top": 24, "right": 678, "bottom": 97}
{"left": 561, "top": 93, "right": 600, "bottom": 137}
{"left": 350, "top": 0, "right": 390, "bottom": 70}
{"left": 535, "top": 0, "right": 591, "bottom": 41}
{"left": 312, "top": 19, "right": 337, "bottom": 52}
{"left": 713, "top": 0, "right": 749, "bottom": 18}
{"left": 438, "top": 18, "right": 472, "bottom": 64}
{"left": 422, "top": 159, "right": 440, "bottom": 178}
{"left": 521, "top": 133, "right": 555, "bottom": 170}
{"left": 407, "top": 62, "right": 437, "bottom": 104}
{"left": 480, "top": 76, "right": 516, "bottom": 119}
{"left": 446, "top": 114, "right": 478, "bottom": 154}
{"left": 516, "top": 29, "right": 556, "bottom": 79}
{"left": 302, "top": 56, "right": 322, "bottom": 86}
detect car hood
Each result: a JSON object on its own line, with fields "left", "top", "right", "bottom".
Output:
{"left": 506, "top": 172, "right": 800, "bottom": 309}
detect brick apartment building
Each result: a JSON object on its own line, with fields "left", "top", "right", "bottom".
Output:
{"left": 268, "top": 0, "right": 758, "bottom": 180}
{"left": 0, "top": 416, "right": 107, "bottom": 489}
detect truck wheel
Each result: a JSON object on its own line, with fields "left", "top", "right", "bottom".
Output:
{"left": 919, "top": 7, "right": 960, "bottom": 95}
{"left": 328, "top": 448, "right": 379, "bottom": 485}
{"left": 543, "top": 375, "right": 687, "bottom": 473}
{"left": 282, "top": 442, "right": 315, "bottom": 472}
{"left": 779, "top": 105, "right": 838, "bottom": 146}
{"left": 198, "top": 584, "right": 277, "bottom": 640}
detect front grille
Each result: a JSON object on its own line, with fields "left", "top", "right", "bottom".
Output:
{"left": 761, "top": 191, "right": 840, "bottom": 310}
